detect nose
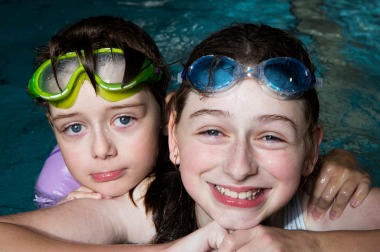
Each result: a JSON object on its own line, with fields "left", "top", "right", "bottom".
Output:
{"left": 223, "top": 139, "right": 258, "bottom": 181}
{"left": 91, "top": 127, "right": 117, "bottom": 159}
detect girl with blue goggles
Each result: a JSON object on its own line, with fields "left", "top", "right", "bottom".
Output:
{"left": 181, "top": 55, "right": 322, "bottom": 99}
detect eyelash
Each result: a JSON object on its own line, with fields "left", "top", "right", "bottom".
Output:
{"left": 262, "top": 134, "right": 283, "bottom": 142}
{"left": 63, "top": 123, "right": 84, "bottom": 136}
{"left": 202, "top": 129, "right": 223, "bottom": 136}
{"left": 198, "top": 127, "right": 229, "bottom": 140}
{"left": 113, "top": 115, "right": 136, "bottom": 127}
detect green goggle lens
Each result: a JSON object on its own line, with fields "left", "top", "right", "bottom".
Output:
{"left": 27, "top": 48, "right": 162, "bottom": 108}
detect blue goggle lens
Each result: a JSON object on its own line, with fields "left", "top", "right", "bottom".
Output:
{"left": 183, "top": 55, "right": 319, "bottom": 99}
{"left": 188, "top": 56, "right": 238, "bottom": 91}
{"left": 262, "top": 58, "right": 312, "bottom": 97}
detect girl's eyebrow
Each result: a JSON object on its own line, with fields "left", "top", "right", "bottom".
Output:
{"left": 51, "top": 103, "right": 146, "bottom": 122}
{"left": 189, "top": 111, "right": 297, "bottom": 130}
{"left": 189, "top": 109, "right": 230, "bottom": 119}
{"left": 51, "top": 112, "right": 79, "bottom": 122}
{"left": 107, "top": 102, "right": 146, "bottom": 111}
{"left": 257, "top": 114, "right": 297, "bottom": 130}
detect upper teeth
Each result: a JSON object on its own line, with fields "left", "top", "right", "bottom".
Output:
{"left": 215, "top": 185, "right": 260, "bottom": 200}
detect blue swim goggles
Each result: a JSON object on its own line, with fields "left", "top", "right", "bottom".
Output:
{"left": 181, "top": 55, "right": 322, "bottom": 99}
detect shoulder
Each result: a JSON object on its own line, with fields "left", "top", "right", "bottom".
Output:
{"left": 0, "top": 177, "right": 156, "bottom": 244}
{"left": 302, "top": 187, "right": 380, "bottom": 231}
{"left": 123, "top": 176, "right": 156, "bottom": 243}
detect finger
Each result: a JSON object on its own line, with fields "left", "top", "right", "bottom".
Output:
{"left": 308, "top": 175, "right": 329, "bottom": 207}
{"left": 307, "top": 172, "right": 333, "bottom": 213}
{"left": 60, "top": 191, "right": 103, "bottom": 203}
{"left": 207, "top": 222, "right": 229, "bottom": 250}
{"left": 310, "top": 180, "right": 341, "bottom": 221}
{"left": 74, "top": 186, "right": 95, "bottom": 193}
{"left": 218, "top": 229, "right": 257, "bottom": 252}
{"left": 350, "top": 178, "right": 371, "bottom": 207}
{"left": 329, "top": 180, "right": 356, "bottom": 219}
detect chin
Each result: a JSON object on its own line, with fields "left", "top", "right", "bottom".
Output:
{"left": 98, "top": 187, "right": 130, "bottom": 198}
{"left": 216, "top": 215, "right": 261, "bottom": 230}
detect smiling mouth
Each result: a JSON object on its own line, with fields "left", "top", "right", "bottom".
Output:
{"left": 215, "top": 185, "right": 263, "bottom": 200}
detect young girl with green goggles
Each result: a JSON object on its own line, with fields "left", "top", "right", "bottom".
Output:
{"left": 29, "top": 46, "right": 163, "bottom": 206}
{"left": 0, "top": 17, "right": 375, "bottom": 251}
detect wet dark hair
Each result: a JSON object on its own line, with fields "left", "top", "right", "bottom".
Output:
{"left": 32, "top": 15, "right": 172, "bottom": 221}
{"left": 34, "top": 15, "right": 170, "bottom": 115}
{"left": 175, "top": 23, "right": 319, "bottom": 133}
{"left": 150, "top": 23, "right": 321, "bottom": 243}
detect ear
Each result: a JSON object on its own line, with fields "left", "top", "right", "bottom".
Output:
{"left": 168, "top": 110, "right": 180, "bottom": 164}
{"left": 302, "top": 123, "right": 324, "bottom": 176}
{"left": 45, "top": 111, "right": 54, "bottom": 129}
{"left": 162, "top": 91, "right": 175, "bottom": 136}
{"left": 165, "top": 91, "right": 175, "bottom": 104}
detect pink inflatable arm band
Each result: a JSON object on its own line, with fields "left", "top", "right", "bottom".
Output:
{"left": 34, "top": 145, "right": 81, "bottom": 208}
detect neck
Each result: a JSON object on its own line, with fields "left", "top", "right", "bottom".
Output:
{"left": 195, "top": 204, "right": 213, "bottom": 228}
{"left": 262, "top": 208, "right": 284, "bottom": 228}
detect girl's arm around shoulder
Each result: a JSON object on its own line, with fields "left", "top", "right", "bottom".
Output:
{"left": 0, "top": 221, "right": 172, "bottom": 252}
{"left": 0, "top": 177, "right": 155, "bottom": 244}
{"left": 304, "top": 187, "right": 380, "bottom": 231}
{"left": 217, "top": 225, "right": 380, "bottom": 252}
{"left": 0, "top": 196, "right": 130, "bottom": 244}
{"left": 0, "top": 219, "right": 226, "bottom": 252}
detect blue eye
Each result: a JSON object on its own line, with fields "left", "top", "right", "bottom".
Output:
{"left": 63, "top": 123, "right": 83, "bottom": 135}
{"left": 69, "top": 124, "right": 82, "bottom": 133}
{"left": 119, "top": 116, "right": 131, "bottom": 125}
{"left": 264, "top": 135, "right": 281, "bottom": 141}
{"left": 204, "top": 129, "right": 221, "bottom": 136}
{"left": 114, "top": 115, "right": 135, "bottom": 127}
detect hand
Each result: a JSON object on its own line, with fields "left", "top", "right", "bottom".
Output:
{"left": 58, "top": 186, "right": 105, "bottom": 204}
{"left": 167, "top": 221, "right": 228, "bottom": 252}
{"left": 218, "top": 225, "right": 321, "bottom": 252}
{"left": 306, "top": 149, "right": 371, "bottom": 220}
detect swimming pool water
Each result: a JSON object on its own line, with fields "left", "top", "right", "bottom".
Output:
{"left": 0, "top": 0, "right": 379, "bottom": 214}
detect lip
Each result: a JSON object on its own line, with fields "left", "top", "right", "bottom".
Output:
{"left": 209, "top": 183, "right": 267, "bottom": 208}
{"left": 91, "top": 169, "right": 125, "bottom": 182}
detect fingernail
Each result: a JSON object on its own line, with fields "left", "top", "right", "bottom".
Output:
{"left": 307, "top": 206, "right": 314, "bottom": 215}
{"left": 312, "top": 210, "right": 322, "bottom": 221}
{"left": 351, "top": 199, "right": 358, "bottom": 208}
{"left": 329, "top": 211, "right": 337, "bottom": 220}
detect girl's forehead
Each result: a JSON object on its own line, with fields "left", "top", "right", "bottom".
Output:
{"left": 181, "top": 80, "right": 306, "bottom": 124}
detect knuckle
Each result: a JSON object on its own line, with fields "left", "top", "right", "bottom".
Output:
{"left": 222, "top": 234, "right": 236, "bottom": 247}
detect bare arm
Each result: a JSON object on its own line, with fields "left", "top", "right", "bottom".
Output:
{"left": 0, "top": 220, "right": 227, "bottom": 252}
{"left": 0, "top": 222, "right": 170, "bottom": 252}
{"left": 0, "top": 177, "right": 156, "bottom": 244}
{"left": 0, "top": 196, "right": 132, "bottom": 244}
{"left": 218, "top": 187, "right": 380, "bottom": 251}
{"left": 218, "top": 225, "right": 380, "bottom": 252}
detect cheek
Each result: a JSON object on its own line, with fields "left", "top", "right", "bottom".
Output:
{"left": 178, "top": 141, "right": 224, "bottom": 195}
{"left": 262, "top": 150, "right": 304, "bottom": 181}
{"left": 178, "top": 141, "right": 219, "bottom": 173}
{"left": 60, "top": 149, "right": 85, "bottom": 181}
{"left": 128, "top": 124, "right": 160, "bottom": 163}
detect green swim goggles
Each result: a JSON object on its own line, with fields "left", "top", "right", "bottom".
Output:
{"left": 27, "top": 48, "right": 162, "bottom": 108}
